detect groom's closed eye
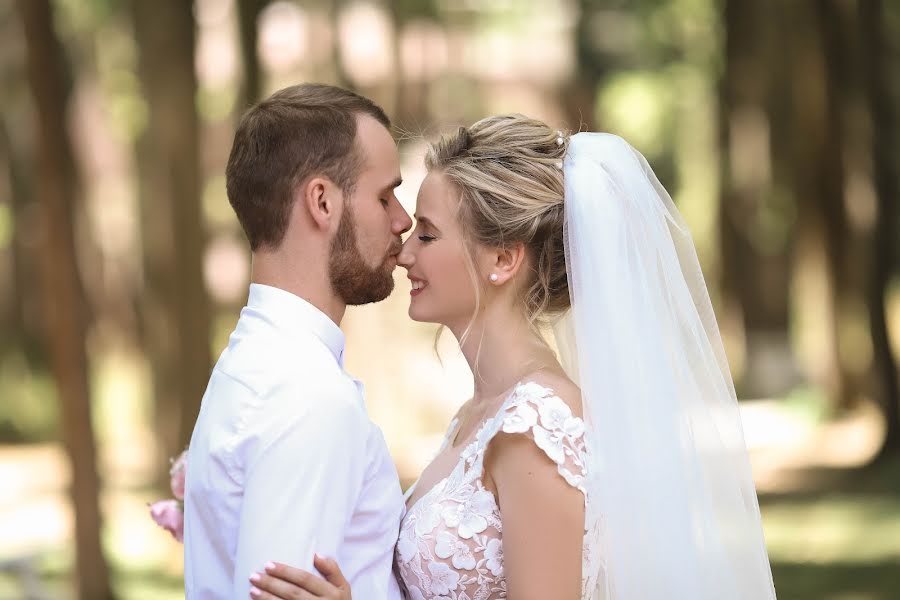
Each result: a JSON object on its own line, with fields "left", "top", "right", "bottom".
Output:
{"left": 378, "top": 176, "right": 402, "bottom": 208}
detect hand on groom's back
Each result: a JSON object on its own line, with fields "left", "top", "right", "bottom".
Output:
{"left": 248, "top": 555, "right": 351, "bottom": 600}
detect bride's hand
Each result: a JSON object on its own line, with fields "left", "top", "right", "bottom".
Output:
{"left": 249, "top": 554, "right": 351, "bottom": 600}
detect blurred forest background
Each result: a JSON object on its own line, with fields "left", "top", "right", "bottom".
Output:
{"left": 1, "top": 0, "right": 899, "bottom": 598}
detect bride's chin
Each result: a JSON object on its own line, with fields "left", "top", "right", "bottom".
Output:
{"left": 407, "top": 304, "right": 425, "bottom": 322}
{"left": 407, "top": 311, "right": 430, "bottom": 323}
{"left": 407, "top": 303, "right": 438, "bottom": 324}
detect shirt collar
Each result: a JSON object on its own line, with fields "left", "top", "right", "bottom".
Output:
{"left": 246, "top": 283, "right": 346, "bottom": 366}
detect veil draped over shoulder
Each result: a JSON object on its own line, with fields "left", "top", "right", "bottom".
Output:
{"left": 553, "top": 133, "right": 777, "bottom": 600}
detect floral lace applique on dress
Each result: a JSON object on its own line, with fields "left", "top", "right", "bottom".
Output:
{"left": 396, "top": 381, "right": 602, "bottom": 600}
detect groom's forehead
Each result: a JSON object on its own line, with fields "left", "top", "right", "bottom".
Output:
{"left": 355, "top": 125, "right": 400, "bottom": 175}
{"left": 355, "top": 113, "right": 397, "bottom": 152}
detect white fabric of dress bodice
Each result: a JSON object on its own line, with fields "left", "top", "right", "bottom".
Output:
{"left": 395, "top": 381, "right": 604, "bottom": 600}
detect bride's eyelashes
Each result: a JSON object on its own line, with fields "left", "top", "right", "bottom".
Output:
{"left": 418, "top": 234, "right": 437, "bottom": 243}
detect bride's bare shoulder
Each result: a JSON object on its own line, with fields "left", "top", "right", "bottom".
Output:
{"left": 524, "top": 368, "right": 583, "bottom": 419}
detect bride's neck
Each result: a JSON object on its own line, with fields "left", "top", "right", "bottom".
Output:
{"left": 451, "top": 304, "right": 557, "bottom": 403}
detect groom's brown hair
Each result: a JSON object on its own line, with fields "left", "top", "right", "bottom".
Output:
{"left": 226, "top": 83, "right": 391, "bottom": 251}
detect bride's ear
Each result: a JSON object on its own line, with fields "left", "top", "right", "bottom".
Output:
{"left": 486, "top": 243, "right": 527, "bottom": 286}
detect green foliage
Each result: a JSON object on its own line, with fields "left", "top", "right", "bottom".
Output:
{"left": 198, "top": 84, "right": 238, "bottom": 123}
{"left": 597, "top": 70, "right": 675, "bottom": 157}
{"left": 782, "top": 385, "right": 831, "bottom": 424}
{"left": 762, "top": 459, "right": 900, "bottom": 599}
{"left": 0, "top": 352, "right": 58, "bottom": 443}
{"left": 54, "top": 0, "right": 117, "bottom": 31}
{"left": 393, "top": 0, "right": 440, "bottom": 23}
{"left": 95, "top": 25, "right": 147, "bottom": 143}
{"left": 0, "top": 201, "right": 12, "bottom": 250}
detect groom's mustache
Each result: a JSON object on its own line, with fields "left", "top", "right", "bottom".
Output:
{"left": 387, "top": 240, "right": 403, "bottom": 258}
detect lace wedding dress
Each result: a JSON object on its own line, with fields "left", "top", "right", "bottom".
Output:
{"left": 395, "top": 381, "right": 604, "bottom": 600}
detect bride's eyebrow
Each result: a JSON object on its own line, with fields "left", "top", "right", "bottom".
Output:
{"left": 414, "top": 214, "right": 442, "bottom": 233}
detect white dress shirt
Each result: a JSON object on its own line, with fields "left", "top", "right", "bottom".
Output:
{"left": 184, "top": 283, "right": 405, "bottom": 599}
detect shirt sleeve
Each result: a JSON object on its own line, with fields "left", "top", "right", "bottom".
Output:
{"left": 231, "top": 384, "right": 369, "bottom": 598}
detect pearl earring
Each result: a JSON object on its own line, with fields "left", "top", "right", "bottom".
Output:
{"left": 489, "top": 274, "right": 499, "bottom": 282}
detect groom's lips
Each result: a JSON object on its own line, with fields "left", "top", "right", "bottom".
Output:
{"left": 408, "top": 276, "right": 428, "bottom": 297}
{"left": 385, "top": 249, "right": 401, "bottom": 268}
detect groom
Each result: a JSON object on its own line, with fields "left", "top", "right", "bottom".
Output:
{"left": 183, "top": 84, "right": 411, "bottom": 599}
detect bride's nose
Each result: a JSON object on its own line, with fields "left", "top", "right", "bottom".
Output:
{"left": 397, "top": 238, "right": 415, "bottom": 269}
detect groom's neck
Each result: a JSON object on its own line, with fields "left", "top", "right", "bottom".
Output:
{"left": 250, "top": 251, "right": 346, "bottom": 325}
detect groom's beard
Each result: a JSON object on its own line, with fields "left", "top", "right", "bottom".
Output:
{"left": 329, "top": 208, "right": 398, "bottom": 306}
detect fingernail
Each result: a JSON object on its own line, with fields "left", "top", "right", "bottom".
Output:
{"left": 249, "top": 572, "right": 261, "bottom": 583}
{"left": 265, "top": 561, "right": 276, "bottom": 571}
{"left": 249, "top": 587, "right": 261, "bottom": 598}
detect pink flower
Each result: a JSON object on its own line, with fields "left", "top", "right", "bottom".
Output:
{"left": 170, "top": 450, "right": 187, "bottom": 501}
{"left": 149, "top": 499, "right": 184, "bottom": 542}
{"left": 149, "top": 449, "right": 188, "bottom": 543}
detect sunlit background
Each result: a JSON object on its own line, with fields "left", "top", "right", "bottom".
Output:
{"left": 2, "top": 0, "right": 900, "bottom": 598}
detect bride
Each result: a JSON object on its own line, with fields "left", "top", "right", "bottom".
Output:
{"left": 247, "top": 114, "right": 777, "bottom": 599}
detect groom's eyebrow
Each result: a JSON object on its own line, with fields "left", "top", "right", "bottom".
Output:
{"left": 382, "top": 177, "right": 403, "bottom": 194}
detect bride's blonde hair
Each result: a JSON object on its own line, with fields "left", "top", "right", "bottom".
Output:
{"left": 426, "top": 114, "right": 572, "bottom": 327}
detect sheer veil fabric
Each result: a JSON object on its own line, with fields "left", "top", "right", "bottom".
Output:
{"left": 553, "top": 133, "right": 777, "bottom": 599}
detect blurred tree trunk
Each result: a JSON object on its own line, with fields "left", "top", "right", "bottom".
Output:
{"left": 131, "top": 0, "right": 212, "bottom": 469}
{"left": 388, "top": 1, "right": 416, "bottom": 131}
{"left": 718, "top": 0, "right": 795, "bottom": 398}
{"left": 0, "top": 8, "right": 20, "bottom": 357}
{"left": 386, "top": 1, "right": 436, "bottom": 133}
{"left": 0, "top": 8, "right": 45, "bottom": 367}
{"left": 783, "top": 1, "right": 853, "bottom": 412}
{"left": 236, "top": 0, "right": 267, "bottom": 111}
{"left": 16, "top": 0, "right": 113, "bottom": 598}
{"left": 329, "top": 0, "right": 352, "bottom": 88}
{"left": 0, "top": 121, "right": 16, "bottom": 349}
{"left": 0, "top": 112, "right": 44, "bottom": 364}
{"left": 563, "top": 0, "right": 604, "bottom": 130}
{"left": 861, "top": 0, "right": 900, "bottom": 460}
{"left": 817, "top": 0, "right": 864, "bottom": 413}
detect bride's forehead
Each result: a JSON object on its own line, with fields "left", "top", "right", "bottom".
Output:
{"left": 415, "top": 177, "right": 451, "bottom": 214}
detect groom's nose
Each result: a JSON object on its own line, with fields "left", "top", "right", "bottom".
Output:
{"left": 389, "top": 197, "right": 412, "bottom": 235}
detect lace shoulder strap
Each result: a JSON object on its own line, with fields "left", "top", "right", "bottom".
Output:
{"left": 468, "top": 381, "right": 588, "bottom": 495}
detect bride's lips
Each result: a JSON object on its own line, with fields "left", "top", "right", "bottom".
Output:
{"left": 408, "top": 276, "right": 428, "bottom": 297}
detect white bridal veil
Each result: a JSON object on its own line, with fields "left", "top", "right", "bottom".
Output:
{"left": 553, "top": 133, "right": 777, "bottom": 599}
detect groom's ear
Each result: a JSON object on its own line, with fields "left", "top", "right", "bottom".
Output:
{"left": 489, "top": 243, "right": 527, "bottom": 285}
{"left": 299, "top": 176, "right": 341, "bottom": 231}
